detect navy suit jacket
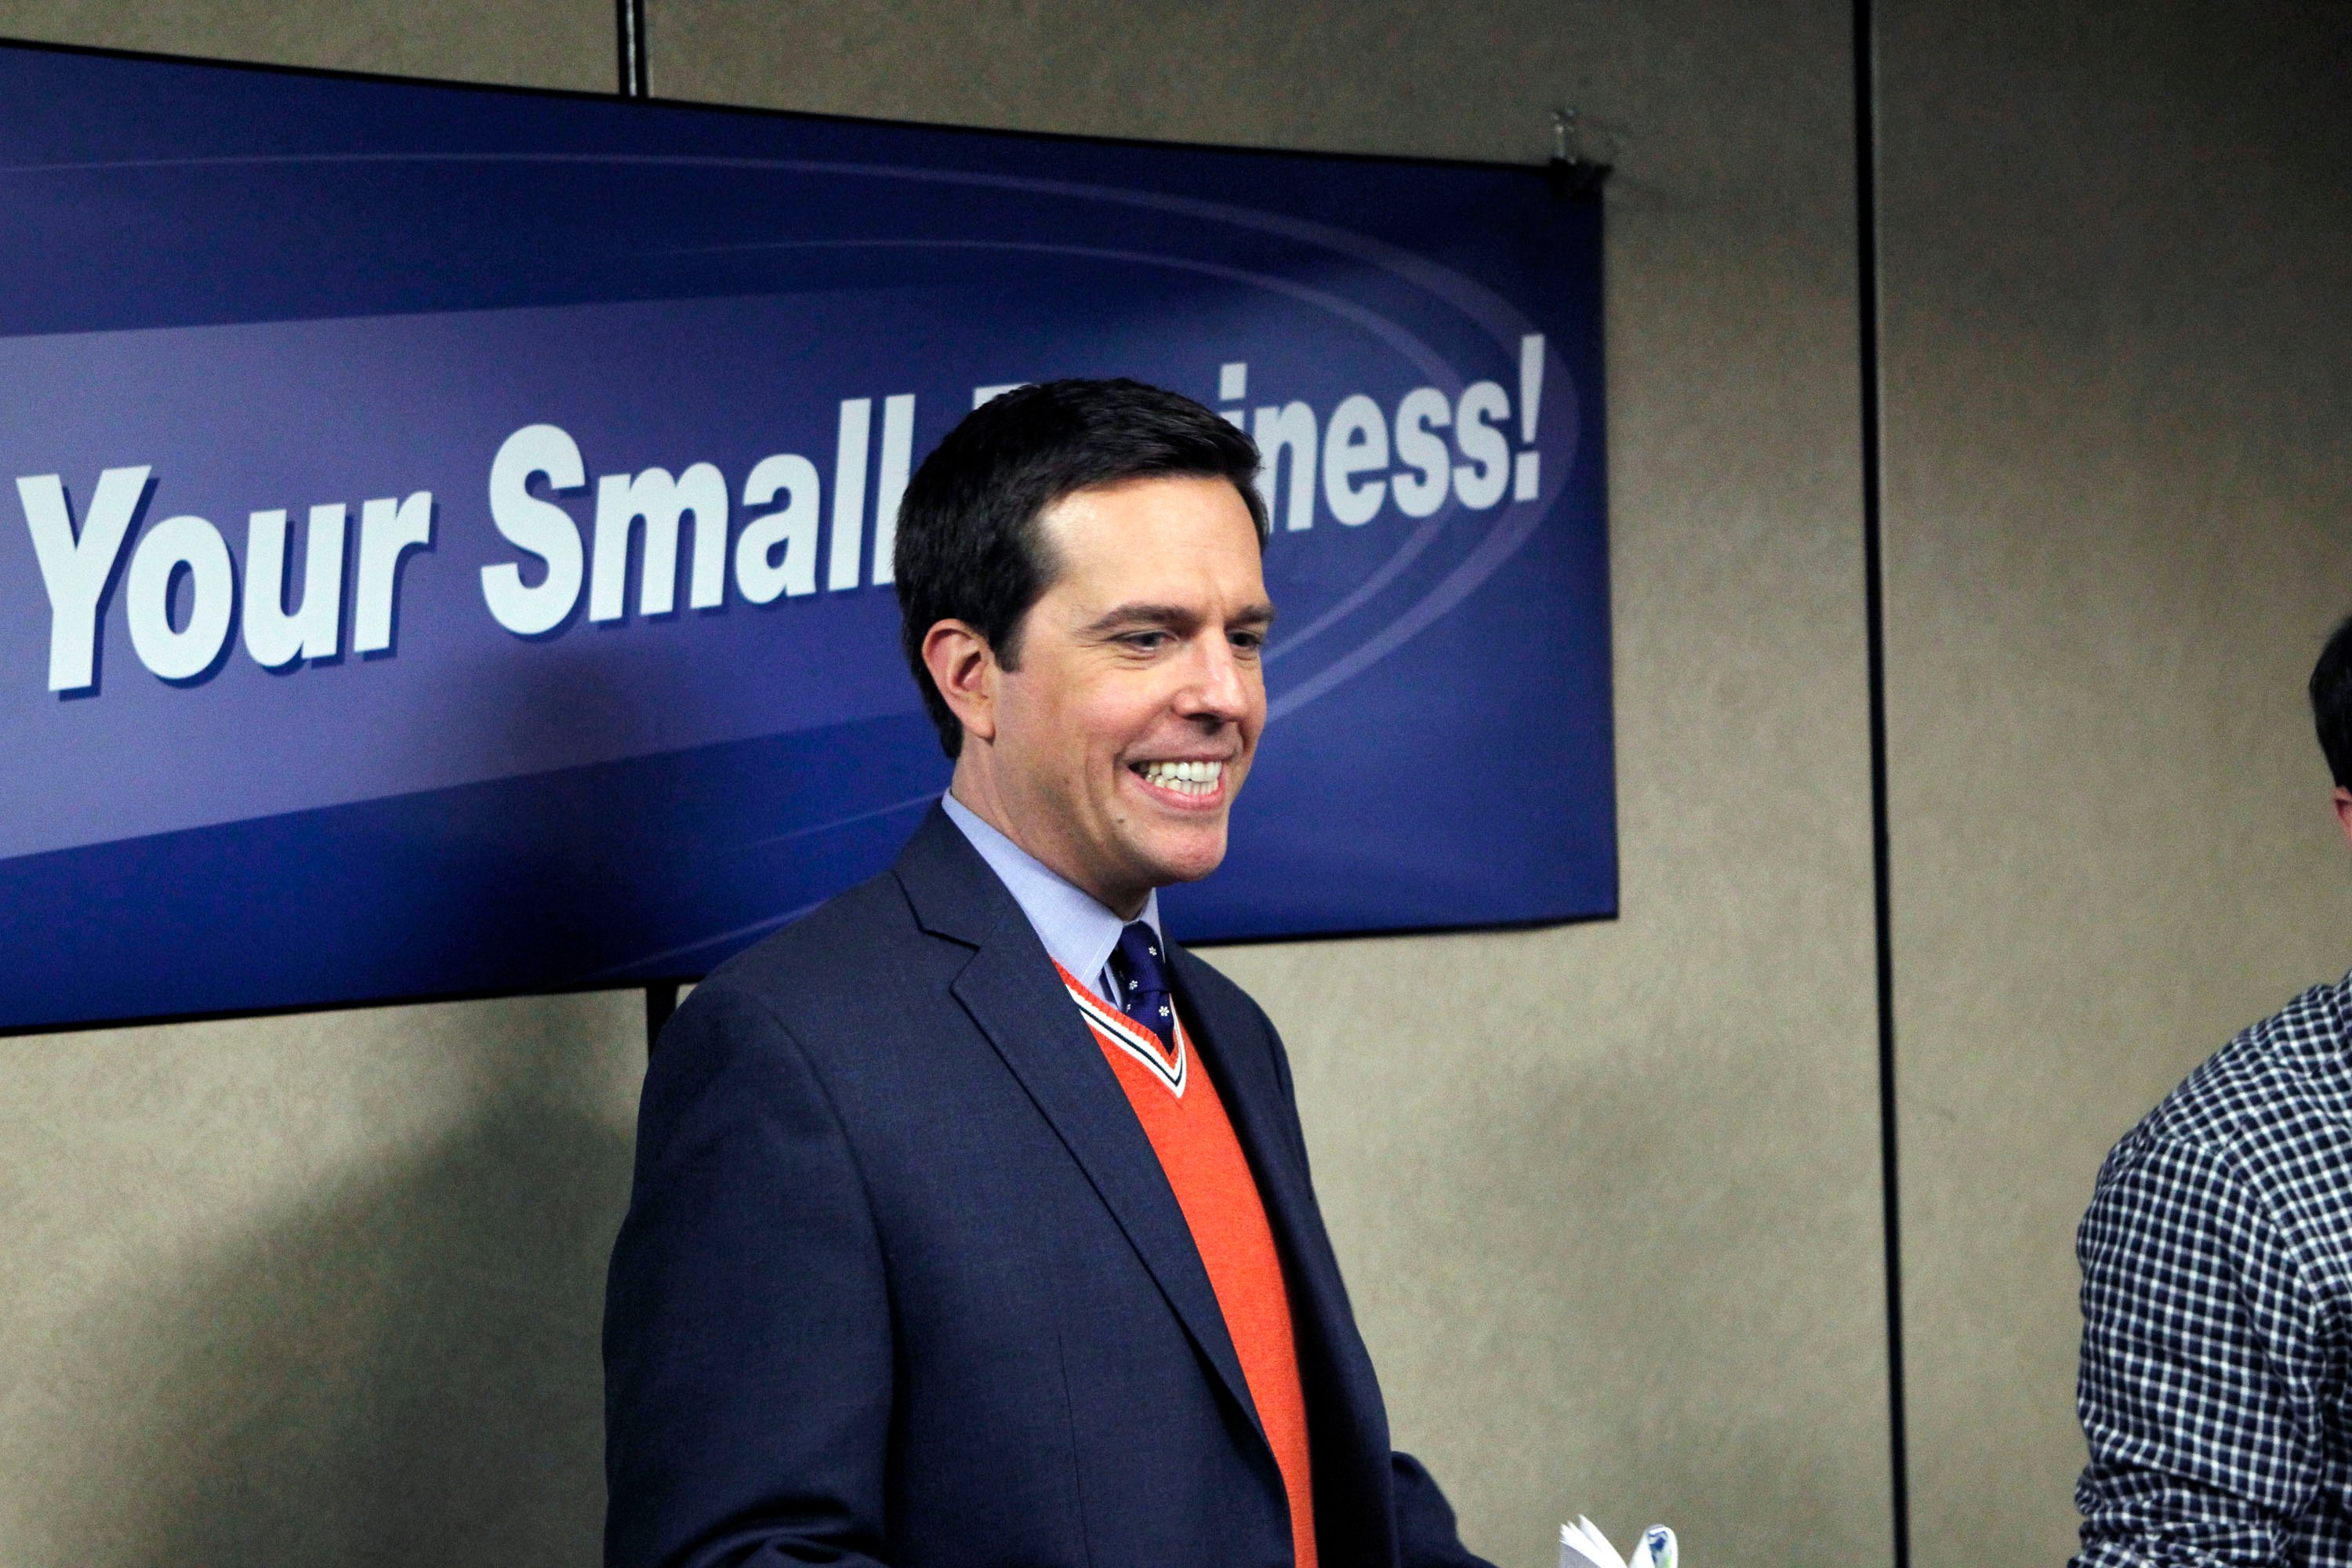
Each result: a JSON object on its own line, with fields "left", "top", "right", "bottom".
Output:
{"left": 604, "top": 807, "right": 1493, "bottom": 1568}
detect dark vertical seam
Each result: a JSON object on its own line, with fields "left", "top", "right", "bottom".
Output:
{"left": 619, "top": 0, "right": 655, "bottom": 1050}
{"left": 644, "top": 982, "right": 678, "bottom": 1054}
{"left": 1051, "top": 1318, "right": 1099, "bottom": 1568}
{"left": 1854, "top": 0, "right": 1912, "bottom": 1563}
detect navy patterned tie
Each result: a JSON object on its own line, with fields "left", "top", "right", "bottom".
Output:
{"left": 1112, "top": 921, "right": 1176, "bottom": 1047}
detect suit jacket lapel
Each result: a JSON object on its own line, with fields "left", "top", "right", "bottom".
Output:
{"left": 893, "top": 811, "right": 1265, "bottom": 1446}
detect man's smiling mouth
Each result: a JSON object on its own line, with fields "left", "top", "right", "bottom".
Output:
{"left": 1131, "top": 759, "right": 1225, "bottom": 797}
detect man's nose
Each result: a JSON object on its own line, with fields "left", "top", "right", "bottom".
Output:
{"left": 1177, "top": 634, "right": 1254, "bottom": 722}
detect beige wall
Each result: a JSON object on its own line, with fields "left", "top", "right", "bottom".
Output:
{"left": 0, "top": 0, "right": 610, "bottom": 89}
{"left": 3, "top": 2, "right": 2344, "bottom": 1565}
{"left": 1878, "top": 3, "right": 2352, "bottom": 1563}
{"left": 0, "top": 992, "right": 644, "bottom": 1564}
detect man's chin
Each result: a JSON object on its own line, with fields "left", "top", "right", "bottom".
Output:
{"left": 1134, "top": 829, "right": 1230, "bottom": 889}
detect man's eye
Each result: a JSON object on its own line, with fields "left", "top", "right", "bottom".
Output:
{"left": 1120, "top": 632, "right": 1171, "bottom": 652}
{"left": 1229, "top": 631, "right": 1265, "bottom": 652}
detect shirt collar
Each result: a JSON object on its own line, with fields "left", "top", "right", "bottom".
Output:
{"left": 940, "top": 791, "right": 1162, "bottom": 1003}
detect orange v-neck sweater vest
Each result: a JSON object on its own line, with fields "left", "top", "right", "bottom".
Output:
{"left": 1055, "top": 964, "right": 1318, "bottom": 1568}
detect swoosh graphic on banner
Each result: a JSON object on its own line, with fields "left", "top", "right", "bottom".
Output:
{"left": 1, "top": 149, "right": 1564, "bottom": 362}
{"left": 2, "top": 149, "right": 1577, "bottom": 473}
{"left": 4, "top": 154, "right": 1584, "bottom": 728}
{"left": 653, "top": 237, "right": 1569, "bottom": 713}
{"left": 735, "top": 789, "right": 940, "bottom": 852}
{"left": 577, "top": 789, "right": 942, "bottom": 980}
{"left": 660, "top": 236, "right": 1460, "bottom": 385}
{"left": 576, "top": 901, "right": 826, "bottom": 982}
{"left": 655, "top": 234, "right": 1477, "bottom": 694}
{"left": 1269, "top": 494, "right": 1550, "bottom": 721}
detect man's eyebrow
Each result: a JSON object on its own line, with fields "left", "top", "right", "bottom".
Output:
{"left": 1080, "top": 603, "right": 1196, "bottom": 635}
{"left": 1079, "top": 601, "right": 1276, "bottom": 635}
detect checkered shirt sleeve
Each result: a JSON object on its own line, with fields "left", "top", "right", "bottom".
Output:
{"left": 2074, "top": 1132, "right": 2332, "bottom": 1566}
{"left": 2073, "top": 980, "right": 2352, "bottom": 1568}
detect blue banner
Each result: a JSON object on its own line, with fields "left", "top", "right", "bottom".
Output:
{"left": 0, "top": 42, "right": 1613, "bottom": 1032}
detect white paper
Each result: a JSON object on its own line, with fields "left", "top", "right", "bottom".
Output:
{"left": 1560, "top": 1517, "right": 1678, "bottom": 1568}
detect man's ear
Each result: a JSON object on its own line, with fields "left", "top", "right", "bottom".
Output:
{"left": 923, "top": 619, "right": 1000, "bottom": 746}
{"left": 2333, "top": 787, "right": 2352, "bottom": 854}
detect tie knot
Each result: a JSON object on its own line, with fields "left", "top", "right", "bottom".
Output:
{"left": 1113, "top": 921, "right": 1170, "bottom": 996}
{"left": 1112, "top": 923, "right": 1177, "bottom": 1044}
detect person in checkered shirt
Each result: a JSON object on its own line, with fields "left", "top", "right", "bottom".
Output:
{"left": 2073, "top": 614, "right": 2352, "bottom": 1566}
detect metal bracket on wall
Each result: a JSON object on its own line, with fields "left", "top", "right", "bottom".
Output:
{"left": 1548, "top": 107, "right": 1614, "bottom": 200}
{"left": 617, "top": 0, "right": 648, "bottom": 99}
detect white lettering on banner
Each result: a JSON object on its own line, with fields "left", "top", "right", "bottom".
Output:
{"left": 1322, "top": 394, "right": 1388, "bottom": 527}
{"left": 828, "top": 397, "right": 871, "bottom": 593}
{"left": 126, "top": 514, "right": 236, "bottom": 681}
{"left": 243, "top": 503, "right": 347, "bottom": 669}
{"left": 1452, "top": 379, "right": 1512, "bottom": 510}
{"left": 483, "top": 423, "right": 586, "bottom": 636}
{"left": 18, "top": 465, "right": 151, "bottom": 692}
{"left": 1254, "top": 401, "right": 1319, "bottom": 532}
{"left": 1515, "top": 332, "right": 1545, "bottom": 501}
{"left": 354, "top": 492, "right": 434, "bottom": 655}
{"left": 869, "top": 393, "right": 916, "bottom": 587}
{"left": 1391, "top": 387, "right": 1452, "bottom": 517}
{"left": 17, "top": 337, "right": 1560, "bottom": 692}
{"left": 590, "top": 463, "right": 729, "bottom": 622}
{"left": 736, "top": 453, "right": 822, "bottom": 604}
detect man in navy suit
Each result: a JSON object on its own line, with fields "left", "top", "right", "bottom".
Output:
{"left": 604, "top": 379, "right": 1494, "bottom": 1568}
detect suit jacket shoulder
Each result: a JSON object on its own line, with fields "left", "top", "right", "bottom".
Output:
{"left": 694, "top": 869, "right": 937, "bottom": 1018}
{"left": 673, "top": 809, "right": 1027, "bottom": 1091}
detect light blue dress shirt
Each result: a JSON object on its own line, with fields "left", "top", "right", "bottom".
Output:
{"left": 940, "top": 791, "right": 1163, "bottom": 1007}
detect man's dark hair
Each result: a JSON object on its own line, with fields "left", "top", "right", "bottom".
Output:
{"left": 2312, "top": 614, "right": 2352, "bottom": 789}
{"left": 893, "top": 377, "right": 1268, "bottom": 757}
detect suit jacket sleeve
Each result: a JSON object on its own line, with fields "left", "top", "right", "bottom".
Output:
{"left": 1247, "top": 994, "right": 1498, "bottom": 1568}
{"left": 1392, "top": 1451, "right": 1495, "bottom": 1568}
{"left": 604, "top": 979, "right": 894, "bottom": 1568}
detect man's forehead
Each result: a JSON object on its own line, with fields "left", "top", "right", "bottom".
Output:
{"left": 1037, "top": 477, "right": 1264, "bottom": 583}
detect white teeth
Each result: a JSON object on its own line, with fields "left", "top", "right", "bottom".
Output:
{"left": 1140, "top": 760, "right": 1223, "bottom": 795}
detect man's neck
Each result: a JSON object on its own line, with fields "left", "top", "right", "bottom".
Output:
{"left": 946, "top": 764, "right": 1148, "bottom": 922}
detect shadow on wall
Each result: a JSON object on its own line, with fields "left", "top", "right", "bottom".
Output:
{"left": 74, "top": 1017, "right": 636, "bottom": 1567}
